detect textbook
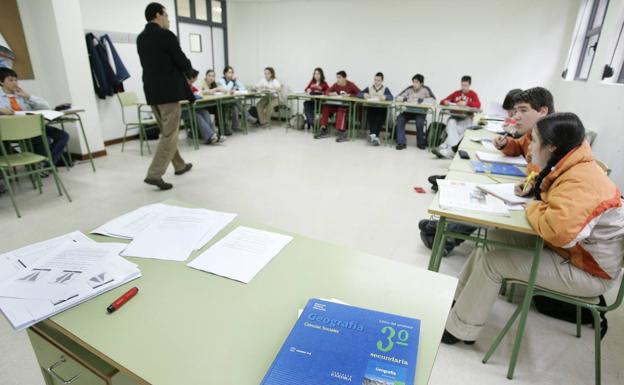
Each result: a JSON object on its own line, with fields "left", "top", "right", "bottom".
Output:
{"left": 438, "top": 180, "right": 510, "bottom": 216}
{"left": 261, "top": 298, "right": 421, "bottom": 385}
{"left": 470, "top": 160, "right": 526, "bottom": 177}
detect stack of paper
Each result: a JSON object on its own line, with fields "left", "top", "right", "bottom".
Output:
{"left": 470, "top": 137, "right": 498, "bottom": 151}
{"left": 484, "top": 121, "right": 506, "bottom": 134}
{"left": 0, "top": 233, "right": 141, "bottom": 331}
{"left": 476, "top": 151, "right": 528, "bottom": 166}
{"left": 477, "top": 183, "right": 532, "bottom": 211}
{"left": 438, "top": 180, "right": 510, "bottom": 216}
{"left": 187, "top": 226, "right": 293, "bottom": 283}
{"left": 93, "top": 204, "right": 237, "bottom": 261}
{"left": 15, "top": 110, "right": 65, "bottom": 121}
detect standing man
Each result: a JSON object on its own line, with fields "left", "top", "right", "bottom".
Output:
{"left": 137, "top": 3, "right": 193, "bottom": 190}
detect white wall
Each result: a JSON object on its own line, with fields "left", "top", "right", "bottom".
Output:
{"left": 551, "top": 0, "right": 624, "bottom": 189}
{"left": 227, "top": 0, "right": 580, "bottom": 103}
{"left": 79, "top": 0, "right": 176, "bottom": 142}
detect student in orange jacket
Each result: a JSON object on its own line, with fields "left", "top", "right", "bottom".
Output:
{"left": 493, "top": 87, "right": 554, "bottom": 173}
{"left": 443, "top": 112, "right": 624, "bottom": 344}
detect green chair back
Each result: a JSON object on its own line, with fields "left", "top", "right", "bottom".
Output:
{"left": 117, "top": 91, "right": 139, "bottom": 107}
{"left": 0, "top": 115, "right": 44, "bottom": 141}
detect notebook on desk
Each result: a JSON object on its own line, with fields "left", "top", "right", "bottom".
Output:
{"left": 470, "top": 161, "right": 526, "bottom": 177}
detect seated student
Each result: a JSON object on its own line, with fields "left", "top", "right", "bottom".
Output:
{"left": 0, "top": 67, "right": 69, "bottom": 167}
{"left": 432, "top": 75, "right": 481, "bottom": 159}
{"left": 442, "top": 112, "right": 624, "bottom": 344}
{"left": 201, "top": 69, "right": 226, "bottom": 137}
{"left": 357, "top": 72, "right": 393, "bottom": 146}
{"left": 420, "top": 88, "right": 527, "bottom": 255}
{"left": 218, "top": 65, "right": 252, "bottom": 134}
{"left": 254, "top": 67, "right": 281, "bottom": 127}
{"left": 303, "top": 67, "right": 329, "bottom": 130}
{"left": 394, "top": 74, "right": 435, "bottom": 150}
{"left": 185, "top": 69, "right": 220, "bottom": 145}
{"left": 314, "top": 70, "right": 360, "bottom": 142}
{"left": 493, "top": 87, "right": 554, "bottom": 173}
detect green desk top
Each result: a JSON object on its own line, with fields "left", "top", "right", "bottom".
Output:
{"left": 458, "top": 129, "right": 499, "bottom": 151}
{"left": 428, "top": 171, "right": 535, "bottom": 235}
{"left": 43, "top": 214, "right": 457, "bottom": 385}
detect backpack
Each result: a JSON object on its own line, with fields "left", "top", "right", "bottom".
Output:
{"left": 426, "top": 122, "right": 446, "bottom": 148}
{"left": 533, "top": 295, "right": 608, "bottom": 339}
{"left": 289, "top": 114, "right": 306, "bottom": 130}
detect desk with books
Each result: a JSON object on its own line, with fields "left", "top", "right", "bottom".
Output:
{"left": 24, "top": 203, "right": 457, "bottom": 385}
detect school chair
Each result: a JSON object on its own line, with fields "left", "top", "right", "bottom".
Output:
{"left": 117, "top": 92, "right": 155, "bottom": 156}
{"left": 484, "top": 269, "right": 624, "bottom": 385}
{"left": 0, "top": 115, "right": 71, "bottom": 218}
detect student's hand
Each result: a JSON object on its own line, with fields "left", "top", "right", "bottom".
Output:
{"left": 514, "top": 181, "right": 533, "bottom": 197}
{"left": 305, "top": 88, "right": 311, "bottom": 93}
{"left": 15, "top": 87, "right": 30, "bottom": 100}
{"left": 339, "top": 91, "right": 347, "bottom": 95}
{"left": 457, "top": 100, "right": 467, "bottom": 106}
{"left": 441, "top": 100, "right": 449, "bottom": 106}
{"left": 364, "top": 93, "right": 369, "bottom": 99}
{"left": 0, "top": 108, "right": 14, "bottom": 115}
{"left": 493, "top": 135, "right": 508, "bottom": 149}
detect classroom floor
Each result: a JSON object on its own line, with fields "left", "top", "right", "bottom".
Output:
{"left": 0, "top": 126, "right": 622, "bottom": 385}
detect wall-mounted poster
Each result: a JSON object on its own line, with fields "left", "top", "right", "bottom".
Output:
{"left": 0, "top": 0, "right": 34, "bottom": 78}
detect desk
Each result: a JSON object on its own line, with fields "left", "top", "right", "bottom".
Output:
{"left": 447, "top": 148, "right": 528, "bottom": 177}
{"left": 352, "top": 98, "right": 395, "bottom": 142}
{"left": 393, "top": 102, "right": 438, "bottom": 148}
{"left": 311, "top": 95, "right": 359, "bottom": 138}
{"left": 26, "top": 209, "right": 457, "bottom": 385}
{"left": 285, "top": 93, "right": 315, "bottom": 131}
{"left": 48, "top": 109, "right": 96, "bottom": 172}
{"left": 456, "top": 128, "right": 498, "bottom": 151}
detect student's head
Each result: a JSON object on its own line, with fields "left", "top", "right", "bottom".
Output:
{"left": 460, "top": 75, "right": 471, "bottom": 93}
{"left": 223, "top": 66, "right": 234, "bottom": 80}
{"left": 374, "top": 72, "right": 384, "bottom": 87}
{"left": 145, "top": 3, "right": 169, "bottom": 29}
{"left": 512, "top": 87, "right": 554, "bottom": 135}
{"left": 0, "top": 67, "right": 19, "bottom": 92}
{"left": 264, "top": 67, "right": 275, "bottom": 81}
{"left": 412, "top": 74, "right": 424, "bottom": 89}
{"left": 312, "top": 67, "right": 325, "bottom": 83}
{"left": 336, "top": 70, "right": 347, "bottom": 85}
{"left": 187, "top": 69, "right": 199, "bottom": 85}
{"left": 531, "top": 112, "right": 586, "bottom": 199}
{"left": 502, "top": 88, "right": 522, "bottom": 117}
{"left": 205, "top": 69, "right": 216, "bottom": 84}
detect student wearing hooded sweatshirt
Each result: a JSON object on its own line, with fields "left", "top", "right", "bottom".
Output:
{"left": 394, "top": 73, "right": 436, "bottom": 150}
{"left": 442, "top": 112, "right": 624, "bottom": 345}
{"left": 357, "top": 72, "right": 393, "bottom": 146}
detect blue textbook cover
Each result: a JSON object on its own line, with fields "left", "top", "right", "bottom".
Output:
{"left": 470, "top": 160, "right": 526, "bottom": 177}
{"left": 261, "top": 298, "right": 421, "bottom": 385}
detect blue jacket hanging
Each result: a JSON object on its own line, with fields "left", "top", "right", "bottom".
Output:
{"left": 100, "top": 34, "right": 130, "bottom": 83}
{"left": 85, "top": 33, "right": 128, "bottom": 99}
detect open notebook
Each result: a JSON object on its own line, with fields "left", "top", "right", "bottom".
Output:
{"left": 476, "top": 151, "right": 528, "bottom": 166}
{"left": 477, "top": 183, "right": 532, "bottom": 205}
{"left": 438, "top": 180, "right": 510, "bottom": 216}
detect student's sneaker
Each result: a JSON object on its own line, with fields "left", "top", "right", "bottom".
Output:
{"left": 395, "top": 143, "right": 406, "bottom": 150}
{"left": 417, "top": 143, "right": 427, "bottom": 150}
{"left": 368, "top": 133, "right": 376, "bottom": 143}
{"left": 369, "top": 134, "right": 380, "bottom": 146}
{"left": 428, "top": 175, "right": 446, "bottom": 192}
{"left": 432, "top": 146, "right": 455, "bottom": 159}
{"left": 441, "top": 329, "right": 475, "bottom": 345}
{"left": 335, "top": 131, "right": 348, "bottom": 143}
{"left": 217, "top": 135, "right": 227, "bottom": 143}
{"left": 314, "top": 127, "right": 329, "bottom": 139}
{"left": 205, "top": 134, "right": 218, "bottom": 145}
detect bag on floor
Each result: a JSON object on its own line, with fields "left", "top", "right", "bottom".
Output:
{"left": 289, "top": 114, "right": 306, "bottom": 130}
{"left": 533, "top": 295, "right": 608, "bottom": 339}
{"left": 425, "top": 122, "right": 446, "bottom": 148}
{"left": 248, "top": 106, "right": 259, "bottom": 120}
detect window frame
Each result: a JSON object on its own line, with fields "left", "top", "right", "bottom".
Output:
{"left": 574, "top": 0, "right": 610, "bottom": 81}
{"left": 174, "top": 0, "right": 229, "bottom": 65}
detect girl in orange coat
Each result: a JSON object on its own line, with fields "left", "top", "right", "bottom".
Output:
{"left": 443, "top": 112, "right": 624, "bottom": 344}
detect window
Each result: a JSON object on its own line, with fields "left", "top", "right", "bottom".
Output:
{"left": 575, "top": 0, "right": 610, "bottom": 80}
{"left": 177, "top": 0, "right": 191, "bottom": 18}
{"left": 211, "top": 1, "right": 223, "bottom": 24}
{"left": 195, "top": 0, "right": 208, "bottom": 21}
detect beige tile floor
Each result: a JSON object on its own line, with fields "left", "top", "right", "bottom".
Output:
{"left": 0, "top": 126, "right": 622, "bottom": 385}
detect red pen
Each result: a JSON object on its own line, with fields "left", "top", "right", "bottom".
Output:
{"left": 107, "top": 287, "right": 139, "bottom": 314}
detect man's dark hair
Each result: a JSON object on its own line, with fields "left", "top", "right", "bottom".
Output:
{"left": 412, "top": 74, "right": 424, "bottom": 83}
{"left": 502, "top": 89, "right": 522, "bottom": 110}
{"left": 514, "top": 87, "right": 555, "bottom": 114}
{"left": 145, "top": 2, "right": 165, "bottom": 22}
{"left": 223, "top": 65, "right": 234, "bottom": 75}
{"left": 375, "top": 72, "right": 384, "bottom": 80}
{"left": 265, "top": 67, "right": 276, "bottom": 80}
{"left": 0, "top": 67, "right": 18, "bottom": 83}
{"left": 461, "top": 75, "right": 471, "bottom": 84}
{"left": 336, "top": 70, "right": 347, "bottom": 78}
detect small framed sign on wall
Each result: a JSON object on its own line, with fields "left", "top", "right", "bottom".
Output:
{"left": 189, "top": 33, "right": 202, "bottom": 53}
{"left": 0, "top": 0, "right": 34, "bottom": 79}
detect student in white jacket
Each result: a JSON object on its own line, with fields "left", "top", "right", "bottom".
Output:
{"left": 254, "top": 67, "right": 281, "bottom": 126}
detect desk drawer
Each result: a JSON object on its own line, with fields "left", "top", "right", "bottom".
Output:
{"left": 27, "top": 329, "right": 111, "bottom": 385}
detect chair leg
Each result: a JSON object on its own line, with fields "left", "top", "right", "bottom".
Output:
{"left": 50, "top": 166, "right": 71, "bottom": 202}
{"left": 576, "top": 305, "right": 582, "bottom": 338}
{"left": 139, "top": 126, "right": 144, "bottom": 156}
{"left": 591, "top": 308, "right": 602, "bottom": 385}
{"left": 121, "top": 125, "right": 129, "bottom": 152}
{"left": 1, "top": 170, "right": 21, "bottom": 218}
{"left": 483, "top": 304, "right": 523, "bottom": 364}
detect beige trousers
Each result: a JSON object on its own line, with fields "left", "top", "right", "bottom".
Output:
{"left": 256, "top": 95, "right": 279, "bottom": 125}
{"left": 146, "top": 103, "right": 186, "bottom": 180}
{"left": 445, "top": 230, "right": 614, "bottom": 341}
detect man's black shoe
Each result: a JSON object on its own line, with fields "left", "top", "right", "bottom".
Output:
{"left": 144, "top": 178, "right": 173, "bottom": 190}
{"left": 174, "top": 163, "right": 193, "bottom": 175}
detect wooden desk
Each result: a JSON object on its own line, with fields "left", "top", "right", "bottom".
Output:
{"left": 26, "top": 211, "right": 457, "bottom": 385}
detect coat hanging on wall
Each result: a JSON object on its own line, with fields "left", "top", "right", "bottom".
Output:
{"left": 85, "top": 33, "right": 129, "bottom": 99}
{"left": 0, "top": 33, "right": 15, "bottom": 68}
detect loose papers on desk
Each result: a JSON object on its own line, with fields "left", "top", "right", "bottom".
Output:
{"left": 476, "top": 151, "right": 528, "bottom": 166}
{"left": 438, "top": 180, "right": 510, "bottom": 216}
{"left": 15, "top": 110, "right": 65, "bottom": 121}
{"left": 470, "top": 137, "right": 498, "bottom": 151}
{"left": 477, "top": 183, "right": 532, "bottom": 206}
{"left": 93, "top": 204, "right": 237, "bottom": 261}
{"left": 187, "top": 226, "right": 293, "bottom": 283}
{"left": 484, "top": 121, "right": 506, "bottom": 134}
{"left": 0, "top": 234, "right": 141, "bottom": 331}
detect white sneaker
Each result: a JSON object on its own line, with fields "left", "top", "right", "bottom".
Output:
{"left": 369, "top": 133, "right": 376, "bottom": 143}
{"left": 218, "top": 135, "right": 227, "bottom": 143}
{"left": 372, "top": 137, "right": 381, "bottom": 146}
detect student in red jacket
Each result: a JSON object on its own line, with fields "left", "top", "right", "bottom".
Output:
{"left": 303, "top": 67, "right": 329, "bottom": 130}
{"left": 314, "top": 70, "right": 360, "bottom": 142}
{"left": 432, "top": 75, "right": 481, "bottom": 158}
